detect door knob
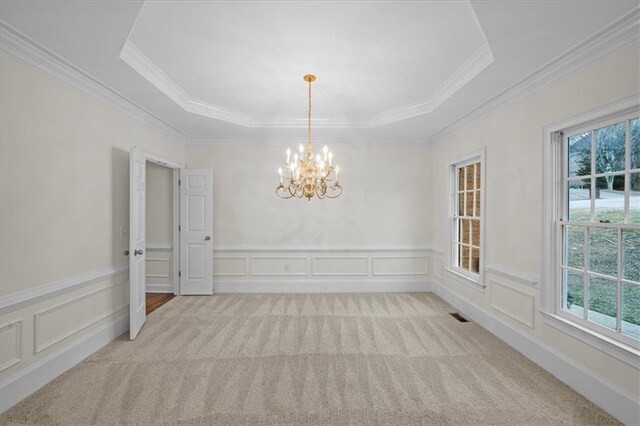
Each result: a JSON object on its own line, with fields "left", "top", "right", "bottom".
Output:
{"left": 124, "top": 250, "right": 129, "bottom": 256}
{"left": 134, "top": 249, "right": 144, "bottom": 256}
{"left": 205, "top": 236, "right": 211, "bottom": 241}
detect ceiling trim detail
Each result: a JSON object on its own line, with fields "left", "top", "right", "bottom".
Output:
{"left": 430, "top": 7, "right": 640, "bottom": 143}
{"left": 372, "top": 43, "right": 494, "bottom": 126}
{"left": 119, "top": 39, "right": 494, "bottom": 129}
{"left": 0, "top": 21, "right": 186, "bottom": 142}
{"left": 185, "top": 138, "right": 429, "bottom": 146}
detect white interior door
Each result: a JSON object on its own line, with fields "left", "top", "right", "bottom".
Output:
{"left": 129, "top": 149, "right": 146, "bottom": 339}
{"left": 180, "top": 169, "right": 213, "bottom": 295}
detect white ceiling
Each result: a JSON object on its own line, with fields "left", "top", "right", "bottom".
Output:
{"left": 0, "top": 0, "right": 638, "bottom": 142}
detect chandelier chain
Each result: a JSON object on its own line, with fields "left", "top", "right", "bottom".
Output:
{"left": 307, "top": 78, "right": 312, "bottom": 148}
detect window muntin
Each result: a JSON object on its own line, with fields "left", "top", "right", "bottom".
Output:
{"left": 561, "top": 113, "right": 640, "bottom": 344}
{"left": 452, "top": 160, "right": 482, "bottom": 278}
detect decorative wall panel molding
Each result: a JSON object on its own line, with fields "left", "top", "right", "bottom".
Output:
{"left": 372, "top": 256, "right": 429, "bottom": 276}
{"left": 145, "top": 246, "right": 173, "bottom": 292}
{"left": 433, "top": 257, "right": 444, "bottom": 280}
{"left": 250, "top": 256, "right": 308, "bottom": 276}
{"left": 212, "top": 257, "right": 248, "bottom": 276}
{"left": 0, "top": 264, "right": 128, "bottom": 314}
{"left": 146, "top": 258, "right": 171, "bottom": 279}
{"left": 0, "top": 23, "right": 185, "bottom": 141}
{"left": 0, "top": 313, "right": 128, "bottom": 414}
{"left": 214, "top": 248, "right": 433, "bottom": 280}
{"left": 486, "top": 262, "right": 538, "bottom": 288}
{"left": 489, "top": 278, "right": 535, "bottom": 328}
{"left": 0, "top": 320, "right": 22, "bottom": 372}
{"left": 146, "top": 243, "right": 173, "bottom": 252}
{"left": 311, "top": 256, "right": 369, "bottom": 276}
{"left": 33, "top": 281, "right": 127, "bottom": 354}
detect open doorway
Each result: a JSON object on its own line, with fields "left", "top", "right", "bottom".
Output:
{"left": 129, "top": 148, "right": 213, "bottom": 339}
{"left": 129, "top": 148, "right": 183, "bottom": 339}
{"left": 145, "top": 161, "right": 176, "bottom": 314}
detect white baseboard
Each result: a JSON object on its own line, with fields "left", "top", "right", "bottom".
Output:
{"left": 146, "top": 284, "right": 175, "bottom": 293}
{"left": 0, "top": 312, "right": 128, "bottom": 414}
{"left": 213, "top": 280, "right": 431, "bottom": 293}
{"left": 429, "top": 279, "right": 639, "bottom": 426}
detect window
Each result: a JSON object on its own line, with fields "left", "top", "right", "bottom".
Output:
{"left": 448, "top": 151, "right": 484, "bottom": 287}
{"left": 557, "top": 110, "right": 639, "bottom": 347}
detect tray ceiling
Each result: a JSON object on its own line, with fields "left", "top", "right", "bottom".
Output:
{"left": 0, "top": 1, "right": 638, "bottom": 141}
{"left": 121, "top": 1, "right": 493, "bottom": 128}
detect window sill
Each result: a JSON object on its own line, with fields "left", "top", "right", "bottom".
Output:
{"left": 540, "top": 310, "right": 640, "bottom": 368}
{"left": 444, "top": 268, "right": 485, "bottom": 292}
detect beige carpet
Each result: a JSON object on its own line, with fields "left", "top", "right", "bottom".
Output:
{"left": 2, "top": 293, "right": 618, "bottom": 425}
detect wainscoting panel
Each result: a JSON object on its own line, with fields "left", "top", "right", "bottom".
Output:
{"left": 0, "top": 265, "right": 129, "bottom": 413}
{"left": 34, "top": 281, "right": 128, "bottom": 353}
{"left": 145, "top": 245, "right": 173, "bottom": 293}
{"left": 213, "top": 248, "right": 432, "bottom": 292}
{"left": 311, "top": 256, "right": 368, "bottom": 276}
{"left": 489, "top": 277, "right": 535, "bottom": 328}
{"left": 372, "top": 255, "right": 429, "bottom": 276}
{"left": 213, "top": 257, "right": 247, "bottom": 276}
{"left": 433, "top": 257, "right": 444, "bottom": 279}
{"left": 146, "top": 258, "right": 171, "bottom": 279}
{"left": 0, "top": 320, "right": 22, "bottom": 372}
{"left": 251, "top": 256, "right": 308, "bottom": 276}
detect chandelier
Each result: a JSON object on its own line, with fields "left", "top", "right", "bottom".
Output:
{"left": 276, "top": 74, "right": 342, "bottom": 200}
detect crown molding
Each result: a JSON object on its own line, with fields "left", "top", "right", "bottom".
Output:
{"left": 0, "top": 21, "right": 186, "bottom": 143}
{"left": 373, "top": 43, "right": 494, "bottom": 126}
{"left": 185, "top": 138, "right": 429, "bottom": 146}
{"left": 120, "top": 39, "right": 493, "bottom": 129}
{"left": 119, "top": 40, "right": 250, "bottom": 127}
{"left": 429, "top": 7, "right": 640, "bottom": 143}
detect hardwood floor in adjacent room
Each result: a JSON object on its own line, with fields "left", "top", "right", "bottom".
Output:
{"left": 146, "top": 292, "right": 175, "bottom": 315}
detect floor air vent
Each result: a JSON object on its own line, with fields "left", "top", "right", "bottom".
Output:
{"left": 450, "top": 312, "right": 469, "bottom": 322}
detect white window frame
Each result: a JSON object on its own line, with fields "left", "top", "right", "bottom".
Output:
{"left": 446, "top": 148, "right": 486, "bottom": 290}
{"left": 541, "top": 96, "right": 640, "bottom": 367}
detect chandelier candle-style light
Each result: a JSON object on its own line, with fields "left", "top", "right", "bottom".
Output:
{"left": 276, "top": 74, "right": 342, "bottom": 200}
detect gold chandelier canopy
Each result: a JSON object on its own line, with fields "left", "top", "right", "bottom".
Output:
{"left": 276, "top": 74, "right": 342, "bottom": 200}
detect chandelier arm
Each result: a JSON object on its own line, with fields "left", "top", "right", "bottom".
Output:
{"left": 276, "top": 185, "right": 294, "bottom": 199}
{"left": 325, "top": 184, "right": 343, "bottom": 199}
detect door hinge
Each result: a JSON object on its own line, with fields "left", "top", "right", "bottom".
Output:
{"left": 179, "top": 225, "right": 181, "bottom": 231}
{"left": 179, "top": 270, "right": 181, "bottom": 277}
{"left": 178, "top": 179, "right": 181, "bottom": 186}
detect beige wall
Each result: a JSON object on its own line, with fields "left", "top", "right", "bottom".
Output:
{"left": 186, "top": 143, "right": 430, "bottom": 249}
{"left": 0, "top": 52, "right": 184, "bottom": 389}
{"left": 0, "top": 53, "right": 185, "bottom": 297}
{"left": 428, "top": 42, "right": 640, "bottom": 397}
{"left": 146, "top": 162, "right": 174, "bottom": 246}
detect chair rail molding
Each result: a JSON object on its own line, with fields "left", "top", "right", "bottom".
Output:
{"left": 0, "top": 264, "right": 129, "bottom": 315}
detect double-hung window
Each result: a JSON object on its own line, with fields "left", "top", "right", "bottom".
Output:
{"left": 555, "top": 109, "right": 639, "bottom": 348}
{"left": 449, "top": 151, "right": 485, "bottom": 287}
